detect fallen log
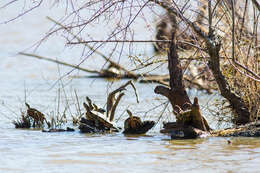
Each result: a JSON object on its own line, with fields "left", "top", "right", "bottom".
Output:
{"left": 162, "top": 121, "right": 260, "bottom": 139}
{"left": 79, "top": 81, "right": 154, "bottom": 134}
{"left": 212, "top": 121, "right": 260, "bottom": 137}
{"left": 42, "top": 127, "right": 75, "bottom": 132}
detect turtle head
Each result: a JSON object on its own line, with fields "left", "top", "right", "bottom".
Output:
{"left": 173, "top": 105, "right": 182, "bottom": 115}
{"left": 182, "top": 102, "right": 192, "bottom": 111}
{"left": 193, "top": 97, "right": 199, "bottom": 105}
{"left": 25, "top": 103, "right": 30, "bottom": 109}
{"left": 126, "top": 109, "right": 133, "bottom": 118}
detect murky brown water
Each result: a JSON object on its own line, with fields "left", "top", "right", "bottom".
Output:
{"left": 0, "top": 2, "right": 260, "bottom": 173}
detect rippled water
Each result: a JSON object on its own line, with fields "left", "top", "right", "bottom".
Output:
{"left": 0, "top": 2, "right": 260, "bottom": 173}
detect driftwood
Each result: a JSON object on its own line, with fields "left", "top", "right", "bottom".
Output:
{"left": 79, "top": 97, "right": 117, "bottom": 133}
{"left": 79, "top": 80, "right": 140, "bottom": 133}
{"left": 173, "top": 97, "right": 211, "bottom": 131}
{"left": 162, "top": 121, "right": 260, "bottom": 139}
{"left": 160, "top": 122, "right": 210, "bottom": 139}
{"left": 19, "top": 52, "right": 169, "bottom": 84}
{"left": 212, "top": 121, "right": 260, "bottom": 137}
{"left": 42, "top": 127, "right": 75, "bottom": 133}
{"left": 161, "top": 98, "right": 211, "bottom": 139}
{"left": 13, "top": 113, "right": 31, "bottom": 129}
{"left": 79, "top": 80, "right": 154, "bottom": 134}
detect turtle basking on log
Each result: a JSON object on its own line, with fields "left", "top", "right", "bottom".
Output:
{"left": 79, "top": 97, "right": 119, "bottom": 133}
{"left": 13, "top": 103, "right": 49, "bottom": 129}
{"left": 79, "top": 80, "right": 154, "bottom": 134}
{"left": 100, "top": 64, "right": 122, "bottom": 78}
{"left": 123, "top": 110, "right": 155, "bottom": 134}
{"left": 25, "top": 103, "right": 48, "bottom": 128}
{"left": 79, "top": 80, "right": 136, "bottom": 133}
{"left": 161, "top": 97, "right": 211, "bottom": 139}
{"left": 172, "top": 97, "right": 210, "bottom": 132}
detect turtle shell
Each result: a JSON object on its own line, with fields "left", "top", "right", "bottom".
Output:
{"left": 27, "top": 108, "right": 46, "bottom": 124}
{"left": 124, "top": 116, "right": 142, "bottom": 130}
{"left": 86, "top": 110, "right": 116, "bottom": 129}
{"left": 175, "top": 109, "right": 192, "bottom": 124}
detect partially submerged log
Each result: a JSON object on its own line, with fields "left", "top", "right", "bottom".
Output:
{"left": 13, "top": 103, "right": 48, "bottom": 129}
{"left": 42, "top": 127, "right": 75, "bottom": 133}
{"left": 212, "top": 121, "right": 260, "bottom": 137}
{"left": 123, "top": 110, "right": 155, "bottom": 134}
{"left": 79, "top": 97, "right": 118, "bottom": 133}
{"left": 161, "top": 122, "right": 210, "bottom": 139}
{"left": 162, "top": 121, "right": 260, "bottom": 139}
{"left": 79, "top": 117, "right": 119, "bottom": 133}
{"left": 155, "top": 33, "right": 211, "bottom": 139}
{"left": 13, "top": 113, "right": 31, "bottom": 129}
{"left": 172, "top": 97, "right": 211, "bottom": 131}
{"left": 79, "top": 81, "right": 154, "bottom": 134}
{"left": 79, "top": 80, "right": 140, "bottom": 133}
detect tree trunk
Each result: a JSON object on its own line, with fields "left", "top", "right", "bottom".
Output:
{"left": 154, "top": 33, "right": 191, "bottom": 110}
{"left": 154, "top": 33, "right": 210, "bottom": 132}
{"left": 206, "top": 38, "right": 250, "bottom": 125}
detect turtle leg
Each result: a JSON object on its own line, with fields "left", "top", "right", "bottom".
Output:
{"left": 33, "top": 120, "right": 36, "bottom": 128}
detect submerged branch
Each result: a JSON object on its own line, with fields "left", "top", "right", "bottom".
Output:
{"left": 19, "top": 52, "right": 100, "bottom": 74}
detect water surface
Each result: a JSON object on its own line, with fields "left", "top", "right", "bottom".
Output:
{"left": 0, "top": 2, "right": 259, "bottom": 173}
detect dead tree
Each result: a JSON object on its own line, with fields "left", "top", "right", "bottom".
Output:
{"left": 154, "top": 33, "right": 210, "bottom": 132}
{"left": 154, "top": 35, "right": 191, "bottom": 110}
{"left": 151, "top": 0, "right": 252, "bottom": 126}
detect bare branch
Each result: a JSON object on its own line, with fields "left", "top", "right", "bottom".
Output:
{"left": 252, "top": 0, "right": 260, "bottom": 11}
{"left": 19, "top": 52, "right": 100, "bottom": 74}
{"left": 1, "top": 0, "right": 43, "bottom": 24}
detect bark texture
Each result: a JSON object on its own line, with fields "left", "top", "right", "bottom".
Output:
{"left": 155, "top": 33, "right": 210, "bottom": 132}
{"left": 154, "top": 33, "right": 191, "bottom": 111}
{"left": 206, "top": 35, "right": 250, "bottom": 125}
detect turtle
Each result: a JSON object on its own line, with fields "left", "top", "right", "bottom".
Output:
{"left": 124, "top": 110, "right": 142, "bottom": 130}
{"left": 173, "top": 104, "right": 192, "bottom": 126}
{"left": 86, "top": 96, "right": 106, "bottom": 113}
{"left": 100, "top": 64, "right": 122, "bottom": 78}
{"left": 123, "top": 109, "right": 155, "bottom": 134}
{"left": 82, "top": 98, "right": 118, "bottom": 133}
{"left": 83, "top": 102, "right": 115, "bottom": 129}
{"left": 25, "top": 103, "right": 47, "bottom": 128}
{"left": 172, "top": 98, "right": 211, "bottom": 131}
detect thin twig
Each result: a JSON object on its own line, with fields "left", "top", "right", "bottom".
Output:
{"left": 47, "top": 16, "right": 138, "bottom": 78}
{"left": 68, "top": 40, "right": 172, "bottom": 44}
{"left": 252, "top": 0, "right": 260, "bottom": 12}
